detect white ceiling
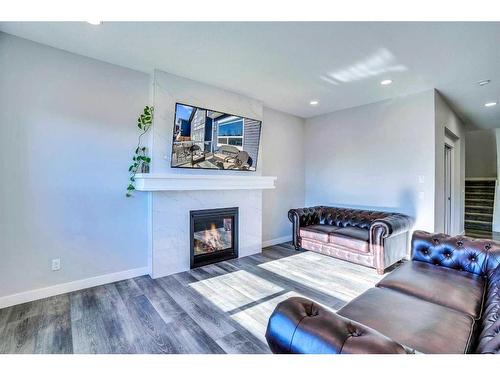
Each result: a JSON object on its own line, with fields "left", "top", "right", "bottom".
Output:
{"left": 1, "top": 22, "right": 500, "bottom": 128}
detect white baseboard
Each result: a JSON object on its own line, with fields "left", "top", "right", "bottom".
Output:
{"left": 0, "top": 235, "right": 293, "bottom": 309}
{"left": 262, "top": 235, "right": 292, "bottom": 248}
{"left": 0, "top": 266, "right": 149, "bottom": 309}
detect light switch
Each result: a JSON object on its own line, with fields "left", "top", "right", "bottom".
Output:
{"left": 418, "top": 191, "right": 425, "bottom": 200}
{"left": 418, "top": 175, "right": 425, "bottom": 184}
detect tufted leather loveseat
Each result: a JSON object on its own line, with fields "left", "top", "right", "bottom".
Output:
{"left": 265, "top": 231, "right": 500, "bottom": 354}
{"left": 288, "top": 206, "right": 413, "bottom": 274}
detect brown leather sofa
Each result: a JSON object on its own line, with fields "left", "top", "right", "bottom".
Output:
{"left": 288, "top": 206, "right": 413, "bottom": 274}
{"left": 265, "top": 231, "right": 500, "bottom": 354}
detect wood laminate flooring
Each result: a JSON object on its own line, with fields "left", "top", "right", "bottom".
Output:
{"left": 0, "top": 243, "right": 386, "bottom": 354}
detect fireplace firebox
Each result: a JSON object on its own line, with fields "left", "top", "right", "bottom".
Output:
{"left": 190, "top": 207, "right": 239, "bottom": 268}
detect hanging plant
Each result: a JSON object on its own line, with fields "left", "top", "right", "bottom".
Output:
{"left": 126, "top": 105, "right": 154, "bottom": 197}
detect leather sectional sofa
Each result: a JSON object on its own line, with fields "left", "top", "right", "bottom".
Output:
{"left": 265, "top": 231, "right": 500, "bottom": 354}
{"left": 288, "top": 206, "right": 413, "bottom": 274}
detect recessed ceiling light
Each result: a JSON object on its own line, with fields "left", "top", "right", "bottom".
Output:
{"left": 87, "top": 21, "right": 102, "bottom": 25}
{"left": 484, "top": 101, "right": 497, "bottom": 107}
{"left": 478, "top": 79, "right": 491, "bottom": 86}
{"left": 309, "top": 100, "right": 319, "bottom": 106}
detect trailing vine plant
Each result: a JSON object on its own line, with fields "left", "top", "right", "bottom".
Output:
{"left": 126, "top": 105, "right": 154, "bottom": 197}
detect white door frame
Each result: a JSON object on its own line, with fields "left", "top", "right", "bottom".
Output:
{"left": 444, "top": 142, "right": 454, "bottom": 234}
{"left": 444, "top": 127, "right": 460, "bottom": 235}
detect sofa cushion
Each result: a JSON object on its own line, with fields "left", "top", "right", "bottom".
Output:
{"left": 329, "top": 227, "right": 370, "bottom": 253}
{"left": 300, "top": 224, "right": 338, "bottom": 243}
{"left": 377, "top": 261, "right": 485, "bottom": 319}
{"left": 338, "top": 287, "right": 475, "bottom": 354}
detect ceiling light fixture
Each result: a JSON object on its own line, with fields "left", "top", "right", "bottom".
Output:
{"left": 87, "top": 21, "right": 102, "bottom": 25}
{"left": 380, "top": 79, "right": 393, "bottom": 86}
{"left": 478, "top": 80, "right": 491, "bottom": 86}
{"left": 309, "top": 100, "right": 319, "bottom": 106}
{"left": 484, "top": 101, "right": 498, "bottom": 107}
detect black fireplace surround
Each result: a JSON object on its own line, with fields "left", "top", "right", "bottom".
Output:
{"left": 190, "top": 207, "right": 239, "bottom": 268}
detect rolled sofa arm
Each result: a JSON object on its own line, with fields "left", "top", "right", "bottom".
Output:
{"left": 370, "top": 213, "right": 414, "bottom": 239}
{"left": 370, "top": 214, "right": 413, "bottom": 275}
{"left": 476, "top": 264, "right": 500, "bottom": 354}
{"left": 288, "top": 207, "right": 323, "bottom": 250}
{"left": 266, "top": 297, "right": 411, "bottom": 354}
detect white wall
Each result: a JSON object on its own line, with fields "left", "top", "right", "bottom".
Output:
{"left": 304, "top": 91, "right": 436, "bottom": 232}
{"left": 0, "top": 33, "right": 150, "bottom": 300}
{"left": 261, "top": 107, "right": 305, "bottom": 244}
{"left": 465, "top": 129, "right": 497, "bottom": 178}
{"left": 434, "top": 91, "right": 466, "bottom": 235}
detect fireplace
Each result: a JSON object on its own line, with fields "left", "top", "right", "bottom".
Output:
{"left": 190, "top": 207, "right": 239, "bottom": 268}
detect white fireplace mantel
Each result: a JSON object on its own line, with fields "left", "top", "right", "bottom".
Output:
{"left": 134, "top": 173, "right": 277, "bottom": 191}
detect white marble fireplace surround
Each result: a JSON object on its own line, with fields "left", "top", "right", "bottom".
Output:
{"left": 150, "top": 189, "right": 264, "bottom": 278}
{"left": 144, "top": 71, "right": 276, "bottom": 278}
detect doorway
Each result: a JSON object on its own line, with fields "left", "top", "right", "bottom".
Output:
{"left": 444, "top": 143, "right": 453, "bottom": 234}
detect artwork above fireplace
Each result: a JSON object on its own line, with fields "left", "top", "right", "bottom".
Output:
{"left": 190, "top": 207, "right": 239, "bottom": 268}
{"left": 171, "top": 103, "right": 262, "bottom": 171}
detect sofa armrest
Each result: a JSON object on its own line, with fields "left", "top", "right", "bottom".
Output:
{"left": 370, "top": 214, "right": 413, "bottom": 239}
{"left": 369, "top": 214, "right": 413, "bottom": 274}
{"left": 265, "top": 296, "right": 411, "bottom": 354}
{"left": 476, "top": 264, "right": 500, "bottom": 353}
{"left": 288, "top": 207, "right": 323, "bottom": 250}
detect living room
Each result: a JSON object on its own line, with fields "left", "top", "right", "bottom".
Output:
{"left": 1, "top": 1, "right": 500, "bottom": 372}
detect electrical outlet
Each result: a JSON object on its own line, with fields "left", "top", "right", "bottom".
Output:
{"left": 51, "top": 258, "right": 61, "bottom": 271}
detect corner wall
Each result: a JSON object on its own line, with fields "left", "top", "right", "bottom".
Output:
{"left": 261, "top": 107, "right": 305, "bottom": 245}
{"left": 304, "top": 90, "right": 436, "bottom": 233}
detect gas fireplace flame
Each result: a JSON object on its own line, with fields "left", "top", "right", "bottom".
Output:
{"left": 193, "top": 218, "right": 232, "bottom": 256}
{"left": 196, "top": 222, "right": 224, "bottom": 252}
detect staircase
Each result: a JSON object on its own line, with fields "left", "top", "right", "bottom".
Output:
{"left": 465, "top": 179, "right": 496, "bottom": 232}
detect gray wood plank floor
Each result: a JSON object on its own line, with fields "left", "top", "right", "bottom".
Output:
{"left": 0, "top": 243, "right": 388, "bottom": 354}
